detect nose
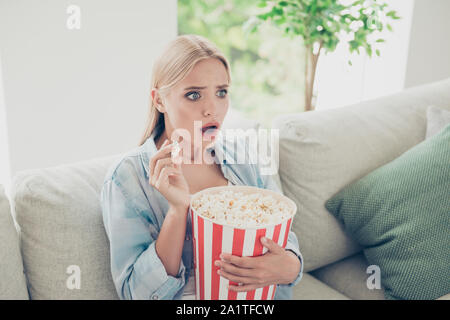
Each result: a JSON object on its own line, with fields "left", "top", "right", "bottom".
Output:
{"left": 202, "top": 99, "right": 219, "bottom": 117}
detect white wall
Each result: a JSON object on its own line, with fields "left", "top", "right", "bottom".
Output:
{"left": 0, "top": 54, "right": 11, "bottom": 188}
{"left": 404, "top": 0, "right": 450, "bottom": 88}
{"left": 0, "top": 0, "right": 177, "bottom": 178}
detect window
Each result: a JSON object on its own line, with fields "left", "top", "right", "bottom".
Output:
{"left": 178, "top": 0, "right": 415, "bottom": 117}
{"left": 315, "top": 0, "right": 414, "bottom": 110}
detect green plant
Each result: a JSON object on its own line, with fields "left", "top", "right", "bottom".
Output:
{"left": 246, "top": 0, "right": 401, "bottom": 111}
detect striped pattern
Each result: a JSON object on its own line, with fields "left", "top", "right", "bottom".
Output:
{"left": 191, "top": 207, "right": 293, "bottom": 300}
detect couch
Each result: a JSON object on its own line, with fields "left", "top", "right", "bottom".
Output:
{"left": 1, "top": 78, "right": 449, "bottom": 300}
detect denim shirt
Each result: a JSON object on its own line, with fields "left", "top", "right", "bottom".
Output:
{"left": 100, "top": 123, "right": 304, "bottom": 300}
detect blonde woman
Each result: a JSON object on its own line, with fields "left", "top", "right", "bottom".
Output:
{"left": 100, "top": 34, "right": 304, "bottom": 300}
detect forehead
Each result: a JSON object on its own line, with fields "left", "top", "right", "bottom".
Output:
{"left": 176, "top": 58, "right": 229, "bottom": 89}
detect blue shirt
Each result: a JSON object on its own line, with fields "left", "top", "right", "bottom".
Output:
{"left": 100, "top": 123, "right": 304, "bottom": 300}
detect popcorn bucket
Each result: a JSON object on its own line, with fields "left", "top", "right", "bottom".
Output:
{"left": 189, "top": 185, "right": 297, "bottom": 300}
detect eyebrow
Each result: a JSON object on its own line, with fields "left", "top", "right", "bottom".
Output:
{"left": 183, "top": 84, "right": 229, "bottom": 90}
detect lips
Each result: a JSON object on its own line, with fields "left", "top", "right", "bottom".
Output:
{"left": 201, "top": 121, "right": 220, "bottom": 133}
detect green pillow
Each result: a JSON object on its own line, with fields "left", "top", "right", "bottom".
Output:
{"left": 325, "top": 124, "right": 450, "bottom": 300}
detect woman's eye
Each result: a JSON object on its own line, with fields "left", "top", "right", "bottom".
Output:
{"left": 217, "top": 89, "right": 228, "bottom": 98}
{"left": 185, "top": 89, "right": 227, "bottom": 101}
{"left": 185, "top": 91, "right": 201, "bottom": 101}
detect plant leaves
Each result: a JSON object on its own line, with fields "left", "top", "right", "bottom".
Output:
{"left": 247, "top": 0, "right": 400, "bottom": 57}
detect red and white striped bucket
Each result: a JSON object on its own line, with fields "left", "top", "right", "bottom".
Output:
{"left": 190, "top": 186, "right": 297, "bottom": 300}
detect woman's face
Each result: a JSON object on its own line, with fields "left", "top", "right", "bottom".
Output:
{"left": 158, "top": 58, "right": 230, "bottom": 161}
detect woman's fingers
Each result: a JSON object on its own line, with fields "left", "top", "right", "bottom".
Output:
{"left": 162, "top": 138, "right": 170, "bottom": 147}
{"left": 154, "top": 166, "right": 179, "bottom": 189}
{"left": 149, "top": 139, "right": 175, "bottom": 178}
{"left": 228, "top": 282, "right": 270, "bottom": 292}
{"left": 152, "top": 157, "right": 175, "bottom": 185}
{"left": 216, "top": 260, "right": 256, "bottom": 279}
{"left": 217, "top": 268, "right": 260, "bottom": 285}
{"left": 220, "top": 253, "right": 255, "bottom": 269}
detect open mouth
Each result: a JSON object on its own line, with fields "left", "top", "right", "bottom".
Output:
{"left": 201, "top": 123, "right": 220, "bottom": 138}
{"left": 201, "top": 125, "right": 218, "bottom": 133}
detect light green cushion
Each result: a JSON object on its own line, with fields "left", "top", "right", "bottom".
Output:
{"left": 325, "top": 124, "right": 450, "bottom": 300}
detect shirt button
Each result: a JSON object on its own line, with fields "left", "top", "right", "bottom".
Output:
{"left": 185, "top": 235, "right": 191, "bottom": 241}
{"left": 151, "top": 294, "right": 158, "bottom": 300}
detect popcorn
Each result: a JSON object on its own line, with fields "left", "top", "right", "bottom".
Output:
{"left": 191, "top": 189, "right": 293, "bottom": 228}
{"left": 189, "top": 186, "right": 297, "bottom": 300}
{"left": 171, "top": 139, "right": 181, "bottom": 164}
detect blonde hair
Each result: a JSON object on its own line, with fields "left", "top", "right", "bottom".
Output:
{"left": 138, "top": 34, "right": 232, "bottom": 146}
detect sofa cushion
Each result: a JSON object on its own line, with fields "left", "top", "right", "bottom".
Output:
{"left": 11, "top": 155, "right": 122, "bottom": 299}
{"left": 426, "top": 105, "right": 450, "bottom": 139}
{"left": 273, "top": 77, "right": 450, "bottom": 272}
{"left": 0, "top": 185, "right": 29, "bottom": 299}
{"left": 311, "top": 253, "right": 450, "bottom": 300}
{"left": 311, "top": 252, "right": 385, "bottom": 300}
{"left": 292, "top": 273, "right": 350, "bottom": 300}
{"left": 325, "top": 124, "right": 450, "bottom": 300}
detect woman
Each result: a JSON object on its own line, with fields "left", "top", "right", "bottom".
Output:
{"left": 100, "top": 34, "right": 304, "bottom": 300}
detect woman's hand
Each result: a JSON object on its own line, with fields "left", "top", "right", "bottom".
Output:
{"left": 149, "top": 139, "right": 191, "bottom": 211}
{"left": 215, "top": 237, "right": 301, "bottom": 292}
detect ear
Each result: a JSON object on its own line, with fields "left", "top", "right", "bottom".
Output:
{"left": 151, "top": 88, "right": 166, "bottom": 113}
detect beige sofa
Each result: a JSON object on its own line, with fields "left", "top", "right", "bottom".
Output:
{"left": 1, "top": 78, "right": 450, "bottom": 300}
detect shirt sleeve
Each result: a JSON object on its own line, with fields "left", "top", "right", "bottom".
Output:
{"left": 261, "top": 172, "right": 304, "bottom": 287}
{"left": 100, "top": 178, "right": 186, "bottom": 300}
